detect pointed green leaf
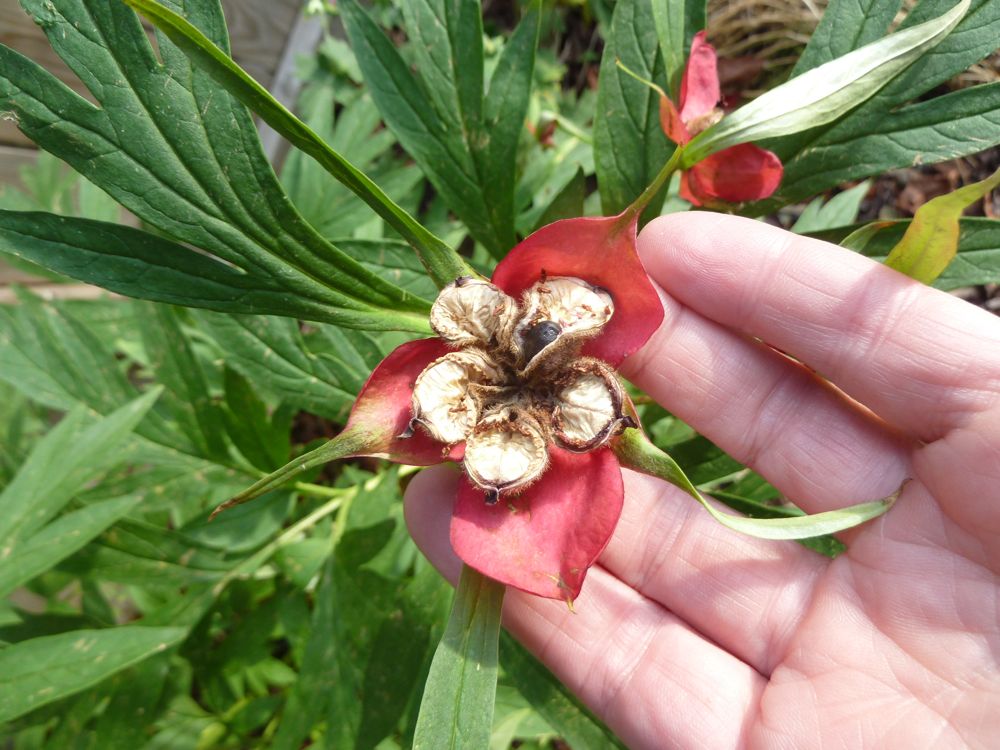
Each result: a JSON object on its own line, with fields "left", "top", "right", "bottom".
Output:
{"left": 791, "top": 180, "right": 871, "bottom": 234}
{"left": 792, "top": 0, "right": 902, "bottom": 75}
{"left": 0, "top": 495, "right": 142, "bottom": 599}
{"left": 0, "top": 387, "right": 161, "bottom": 547}
{"left": 594, "top": 0, "right": 672, "bottom": 218}
{"left": 0, "top": 209, "right": 387, "bottom": 325}
{"left": 614, "top": 428, "right": 897, "bottom": 540}
{"left": 652, "top": 0, "right": 707, "bottom": 97}
{"left": 141, "top": 305, "right": 228, "bottom": 462}
{"left": 480, "top": 1, "right": 542, "bottom": 248}
{"left": 121, "top": 0, "right": 470, "bottom": 290}
{"left": 0, "top": 625, "right": 187, "bottom": 723}
{"left": 884, "top": 167, "right": 1000, "bottom": 283}
{"left": 192, "top": 311, "right": 384, "bottom": 422}
{"left": 684, "top": 0, "right": 970, "bottom": 163}
{"left": 414, "top": 565, "right": 505, "bottom": 750}
{"left": 814, "top": 216, "right": 1000, "bottom": 290}
{"left": 0, "top": 0, "right": 434, "bottom": 328}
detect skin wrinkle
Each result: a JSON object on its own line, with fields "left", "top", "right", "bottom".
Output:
{"left": 641, "top": 214, "right": 1000, "bottom": 440}
{"left": 602, "top": 471, "right": 827, "bottom": 675}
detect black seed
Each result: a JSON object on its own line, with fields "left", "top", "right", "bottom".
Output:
{"left": 522, "top": 320, "right": 561, "bottom": 361}
{"left": 485, "top": 487, "right": 500, "bottom": 505}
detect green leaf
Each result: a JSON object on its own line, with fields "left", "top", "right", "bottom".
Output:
{"left": 792, "top": 0, "right": 902, "bottom": 75}
{"left": 0, "top": 210, "right": 380, "bottom": 324}
{"left": 500, "top": 634, "right": 625, "bottom": 749}
{"left": 0, "top": 495, "right": 142, "bottom": 599}
{"left": 791, "top": 180, "right": 871, "bottom": 234}
{"left": 684, "top": 0, "right": 970, "bottom": 163}
{"left": 480, "top": 1, "right": 543, "bottom": 248}
{"left": 706, "top": 491, "right": 847, "bottom": 557}
{"left": 122, "top": 0, "right": 469, "bottom": 290}
{"left": 220, "top": 367, "right": 292, "bottom": 472}
{"left": 338, "top": 238, "right": 441, "bottom": 302}
{"left": 0, "top": 625, "right": 187, "bottom": 723}
{"left": 0, "top": 388, "right": 161, "bottom": 548}
{"left": 0, "top": 0, "right": 432, "bottom": 329}
{"left": 773, "top": 83, "right": 1000, "bottom": 205}
{"left": 757, "top": 0, "right": 1000, "bottom": 208}
{"left": 341, "top": 0, "right": 539, "bottom": 258}
{"left": 280, "top": 87, "right": 424, "bottom": 243}
{"left": 413, "top": 565, "right": 504, "bottom": 750}
{"left": 652, "top": 0, "right": 707, "bottom": 97}
{"left": 192, "top": 311, "right": 383, "bottom": 422}
{"left": 594, "top": 0, "right": 672, "bottom": 218}
{"left": 614, "top": 428, "right": 898, "bottom": 540}
{"left": 533, "top": 167, "right": 587, "bottom": 231}
{"left": 884, "top": 167, "right": 1000, "bottom": 283}
{"left": 140, "top": 305, "right": 228, "bottom": 463}
{"left": 813, "top": 216, "right": 1000, "bottom": 290}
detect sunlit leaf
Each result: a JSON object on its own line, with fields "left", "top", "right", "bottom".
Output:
{"left": 0, "top": 626, "right": 187, "bottom": 723}
{"left": 685, "top": 0, "right": 970, "bottom": 163}
{"left": 884, "top": 167, "right": 1000, "bottom": 283}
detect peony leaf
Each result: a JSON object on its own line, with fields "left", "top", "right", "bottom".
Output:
{"left": 614, "top": 428, "right": 898, "bottom": 540}
{"left": 683, "top": 0, "right": 970, "bottom": 164}
{"left": 121, "top": 0, "right": 472, "bottom": 290}
{"left": 884, "top": 166, "right": 1000, "bottom": 284}
{"left": 413, "top": 565, "right": 504, "bottom": 750}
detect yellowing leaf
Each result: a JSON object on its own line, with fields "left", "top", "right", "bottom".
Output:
{"left": 885, "top": 166, "right": 1000, "bottom": 284}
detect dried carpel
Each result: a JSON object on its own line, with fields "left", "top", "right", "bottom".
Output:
{"left": 407, "top": 275, "right": 633, "bottom": 503}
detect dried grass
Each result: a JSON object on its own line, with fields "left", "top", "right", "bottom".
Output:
{"left": 706, "top": 0, "right": 998, "bottom": 93}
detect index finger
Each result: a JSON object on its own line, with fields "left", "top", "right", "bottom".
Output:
{"left": 635, "top": 213, "right": 1000, "bottom": 441}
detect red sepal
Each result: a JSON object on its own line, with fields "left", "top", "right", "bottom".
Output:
{"left": 685, "top": 143, "right": 784, "bottom": 204}
{"left": 490, "top": 215, "right": 663, "bottom": 367}
{"left": 450, "top": 447, "right": 624, "bottom": 600}
{"left": 346, "top": 338, "right": 462, "bottom": 465}
{"left": 659, "top": 95, "right": 690, "bottom": 145}
{"left": 679, "top": 31, "right": 720, "bottom": 124}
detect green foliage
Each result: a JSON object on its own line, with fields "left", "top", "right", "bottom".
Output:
{"left": 340, "top": 0, "right": 541, "bottom": 258}
{"left": 593, "top": 0, "right": 672, "bottom": 218}
{"left": 0, "top": 0, "right": 431, "bottom": 331}
{"left": 0, "top": 0, "right": 998, "bottom": 747}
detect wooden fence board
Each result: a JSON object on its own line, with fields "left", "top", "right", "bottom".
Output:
{"left": 0, "top": 0, "right": 302, "bottom": 148}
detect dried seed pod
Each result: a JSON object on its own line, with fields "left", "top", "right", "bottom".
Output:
{"left": 515, "top": 277, "right": 614, "bottom": 369}
{"left": 524, "top": 276, "right": 613, "bottom": 337}
{"left": 463, "top": 407, "right": 548, "bottom": 502}
{"left": 430, "top": 277, "right": 518, "bottom": 348}
{"left": 553, "top": 359, "right": 629, "bottom": 452}
{"left": 411, "top": 350, "right": 502, "bottom": 445}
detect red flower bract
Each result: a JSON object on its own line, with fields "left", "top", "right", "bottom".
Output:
{"left": 661, "top": 31, "right": 783, "bottom": 207}
{"left": 343, "top": 213, "right": 663, "bottom": 601}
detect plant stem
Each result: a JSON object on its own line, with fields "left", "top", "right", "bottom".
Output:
{"left": 619, "top": 147, "right": 684, "bottom": 225}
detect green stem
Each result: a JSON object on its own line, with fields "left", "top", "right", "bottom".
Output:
{"left": 209, "top": 426, "right": 373, "bottom": 519}
{"left": 618, "top": 147, "right": 684, "bottom": 225}
{"left": 213, "top": 492, "right": 345, "bottom": 594}
{"left": 612, "top": 428, "right": 899, "bottom": 540}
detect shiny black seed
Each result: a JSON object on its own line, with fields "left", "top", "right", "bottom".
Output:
{"left": 522, "top": 320, "right": 561, "bottom": 361}
{"left": 484, "top": 487, "right": 500, "bottom": 505}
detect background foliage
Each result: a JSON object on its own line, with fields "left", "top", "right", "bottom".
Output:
{"left": 0, "top": 0, "right": 997, "bottom": 747}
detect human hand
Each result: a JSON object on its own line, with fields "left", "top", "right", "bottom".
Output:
{"left": 404, "top": 213, "right": 1000, "bottom": 749}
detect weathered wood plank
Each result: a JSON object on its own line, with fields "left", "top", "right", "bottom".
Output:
{"left": 0, "top": 145, "right": 37, "bottom": 191}
{"left": 0, "top": 0, "right": 302, "bottom": 148}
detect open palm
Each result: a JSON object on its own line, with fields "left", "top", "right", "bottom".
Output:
{"left": 404, "top": 214, "right": 1000, "bottom": 749}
